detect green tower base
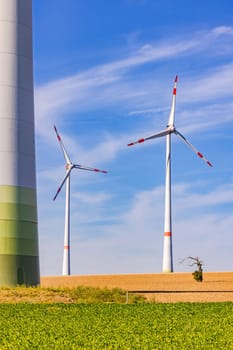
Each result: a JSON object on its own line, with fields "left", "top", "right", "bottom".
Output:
{"left": 0, "top": 255, "right": 40, "bottom": 286}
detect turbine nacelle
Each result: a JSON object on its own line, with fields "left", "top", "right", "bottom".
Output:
{"left": 168, "top": 126, "right": 175, "bottom": 134}
{"left": 65, "top": 163, "right": 73, "bottom": 170}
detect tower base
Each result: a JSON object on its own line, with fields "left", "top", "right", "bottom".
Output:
{"left": 0, "top": 255, "right": 40, "bottom": 286}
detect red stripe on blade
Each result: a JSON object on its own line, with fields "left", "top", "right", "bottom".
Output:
{"left": 128, "top": 142, "right": 134, "bottom": 146}
{"left": 54, "top": 127, "right": 61, "bottom": 140}
{"left": 207, "top": 161, "right": 213, "bottom": 167}
{"left": 173, "top": 88, "right": 176, "bottom": 95}
{"left": 197, "top": 152, "right": 203, "bottom": 158}
{"left": 175, "top": 75, "right": 178, "bottom": 83}
{"left": 138, "top": 138, "right": 145, "bottom": 143}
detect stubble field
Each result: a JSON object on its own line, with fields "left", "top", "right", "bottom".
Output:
{"left": 41, "top": 271, "right": 233, "bottom": 303}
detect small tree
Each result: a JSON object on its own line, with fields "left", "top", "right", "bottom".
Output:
{"left": 180, "top": 256, "right": 204, "bottom": 282}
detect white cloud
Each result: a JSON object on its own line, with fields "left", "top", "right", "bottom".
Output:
{"left": 72, "top": 191, "right": 113, "bottom": 205}
{"left": 39, "top": 180, "right": 233, "bottom": 275}
{"left": 211, "top": 26, "right": 233, "bottom": 36}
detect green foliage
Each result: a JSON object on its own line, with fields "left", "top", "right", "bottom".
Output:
{"left": 192, "top": 270, "right": 203, "bottom": 282}
{"left": 0, "top": 303, "right": 232, "bottom": 349}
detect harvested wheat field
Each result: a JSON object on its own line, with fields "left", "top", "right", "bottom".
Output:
{"left": 41, "top": 272, "right": 233, "bottom": 302}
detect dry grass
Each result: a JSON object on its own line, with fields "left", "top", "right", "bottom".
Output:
{"left": 41, "top": 272, "right": 233, "bottom": 303}
{"left": 0, "top": 286, "right": 142, "bottom": 304}
{"left": 0, "top": 288, "right": 72, "bottom": 304}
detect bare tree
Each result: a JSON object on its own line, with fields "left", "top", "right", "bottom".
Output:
{"left": 180, "top": 256, "right": 204, "bottom": 282}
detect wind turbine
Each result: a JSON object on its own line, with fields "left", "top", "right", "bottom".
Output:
{"left": 53, "top": 126, "right": 107, "bottom": 275}
{"left": 127, "top": 76, "right": 212, "bottom": 273}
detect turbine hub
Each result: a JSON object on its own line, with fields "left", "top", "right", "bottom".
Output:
{"left": 65, "top": 163, "right": 73, "bottom": 170}
{"left": 168, "top": 126, "right": 175, "bottom": 133}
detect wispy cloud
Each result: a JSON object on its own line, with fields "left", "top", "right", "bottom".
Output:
{"left": 172, "top": 182, "right": 233, "bottom": 214}
{"left": 35, "top": 26, "right": 233, "bottom": 139}
{"left": 212, "top": 25, "right": 233, "bottom": 36}
{"left": 181, "top": 63, "right": 233, "bottom": 103}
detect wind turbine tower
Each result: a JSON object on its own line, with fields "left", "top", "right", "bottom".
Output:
{"left": 128, "top": 76, "right": 212, "bottom": 273}
{"left": 0, "top": 0, "right": 40, "bottom": 285}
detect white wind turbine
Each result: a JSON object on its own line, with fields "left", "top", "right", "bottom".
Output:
{"left": 53, "top": 126, "right": 107, "bottom": 275}
{"left": 127, "top": 76, "right": 212, "bottom": 273}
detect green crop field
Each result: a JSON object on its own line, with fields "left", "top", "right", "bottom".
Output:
{"left": 0, "top": 303, "right": 232, "bottom": 349}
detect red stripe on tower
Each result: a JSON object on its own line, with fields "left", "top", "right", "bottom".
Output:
{"left": 64, "top": 245, "right": 70, "bottom": 250}
{"left": 164, "top": 232, "right": 172, "bottom": 237}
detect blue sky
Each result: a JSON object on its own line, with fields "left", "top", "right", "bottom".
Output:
{"left": 33, "top": 0, "right": 233, "bottom": 276}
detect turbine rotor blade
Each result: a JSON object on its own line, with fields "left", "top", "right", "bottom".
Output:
{"left": 73, "top": 164, "right": 107, "bottom": 173}
{"left": 53, "top": 168, "right": 72, "bottom": 201}
{"left": 128, "top": 128, "right": 172, "bottom": 146}
{"left": 175, "top": 130, "right": 213, "bottom": 167}
{"left": 167, "top": 75, "right": 178, "bottom": 127}
{"left": 54, "top": 125, "right": 72, "bottom": 165}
